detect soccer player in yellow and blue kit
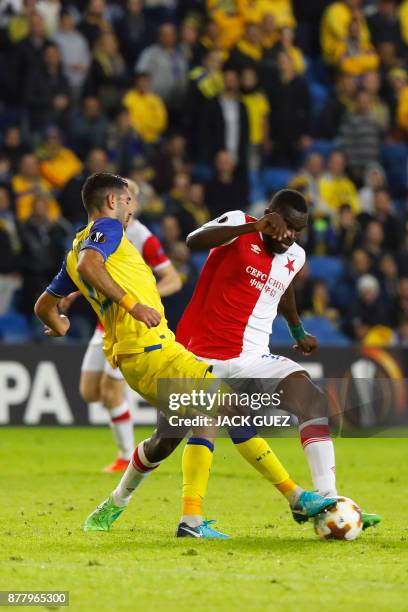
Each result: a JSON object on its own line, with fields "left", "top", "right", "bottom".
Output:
{"left": 34, "top": 172, "right": 338, "bottom": 538}
{"left": 34, "top": 172, "right": 231, "bottom": 536}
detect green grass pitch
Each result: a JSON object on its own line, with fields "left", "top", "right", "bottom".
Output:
{"left": 0, "top": 428, "right": 407, "bottom": 611}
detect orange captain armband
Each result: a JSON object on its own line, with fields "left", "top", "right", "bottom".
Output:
{"left": 119, "top": 293, "right": 138, "bottom": 313}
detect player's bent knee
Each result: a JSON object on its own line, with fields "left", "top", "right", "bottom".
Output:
{"left": 79, "top": 381, "right": 100, "bottom": 403}
{"left": 100, "top": 376, "right": 125, "bottom": 410}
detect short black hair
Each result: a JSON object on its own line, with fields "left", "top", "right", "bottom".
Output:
{"left": 81, "top": 172, "right": 128, "bottom": 214}
{"left": 268, "top": 189, "right": 308, "bottom": 214}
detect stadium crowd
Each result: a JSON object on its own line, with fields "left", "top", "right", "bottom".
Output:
{"left": 1, "top": 0, "right": 408, "bottom": 346}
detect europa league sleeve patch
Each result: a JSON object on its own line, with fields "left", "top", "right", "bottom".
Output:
{"left": 90, "top": 231, "right": 106, "bottom": 244}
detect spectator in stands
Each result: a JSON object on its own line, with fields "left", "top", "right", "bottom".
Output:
{"left": 78, "top": 0, "right": 111, "bottom": 48}
{"left": 193, "top": 20, "right": 224, "bottom": 65}
{"left": 320, "top": 0, "right": 373, "bottom": 68}
{"left": 0, "top": 187, "right": 22, "bottom": 314}
{"left": 71, "top": 96, "right": 109, "bottom": 159}
{"left": 240, "top": 67, "right": 271, "bottom": 171}
{"left": 334, "top": 247, "right": 373, "bottom": 311}
{"left": 164, "top": 170, "right": 191, "bottom": 216}
{"left": 136, "top": 22, "right": 188, "bottom": 114}
{"left": 161, "top": 213, "right": 182, "bottom": 251}
{"left": 303, "top": 279, "right": 340, "bottom": 327}
{"left": 202, "top": 68, "right": 249, "bottom": 170}
{"left": 106, "top": 108, "right": 141, "bottom": 175}
{"left": 358, "top": 187, "right": 403, "bottom": 253}
{"left": 367, "top": 0, "right": 404, "bottom": 52}
{"left": 361, "top": 70, "right": 390, "bottom": 131}
{"left": 265, "top": 51, "right": 311, "bottom": 167}
{"left": 318, "top": 149, "right": 360, "bottom": 214}
{"left": 267, "top": 26, "right": 306, "bottom": 76}
{"left": 36, "top": 0, "right": 60, "bottom": 36}
{"left": 358, "top": 163, "right": 387, "bottom": 214}
{"left": 260, "top": 12, "right": 280, "bottom": 53}
{"left": 23, "top": 42, "right": 71, "bottom": 141}
{"left": 14, "top": 12, "right": 51, "bottom": 87}
{"left": 304, "top": 216, "right": 337, "bottom": 256}
{"left": 52, "top": 9, "right": 91, "bottom": 99}
{"left": 350, "top": 273, "right": 392, "bottom": 340}
{"left": 205, "top": 149, "right": 248, "bottom": 217}
{"left": 393, "top": 69, "right": 408, "bottom": 134}
{"left": 84, "top": 31, "right": 128, "bottom": 117}
{"left": 152, "top": 133, "right": 189, "bottom": 195}
{"left": 290, "top": 152, "right": 325, "bottom": 214}
{"left": 122, "top": 72, "right": 168, "bottom": 149}
{"left": 206, "top": 0, "right": 245, "bottom": 51}
{"left": 113, "top": 0, "right": 155, "bottom": 71}
{"left": 338, "top": 88, "right": 382, "bottom": 185}
{"left": 19, "top": 194, "right": 70, "bottom": 317}
{"left": 0, "top": 126, "right": 30, "bottom": 174}
{"left": 227, "top": 22, "right": 263, "bottom": 74}
{"left": 338, "top": 16, "right": 380, "bottom": 76}
{"left": 35, "top": 126, "right": 82, "bottom": 189}
{"left": 317, "top": 72, "right": 357, "bottom": 139}
{"left": 378, "top": 252, "right": 400, "bottom": 306}
{"left": 185, "top": 48, "right": 224, "bottom": 160}
{"left": 58, "top": 147, "right": 108, "bottom": 225}
{"left": 127, "top": 157, "right": 165, "bottom": 223}
{"left": 179, "top": 17, "right": 200, "bottom": 67}
{"left": 8, "top": 0, "right": 37, "bottom": 43}
{"left": 360, "top": 220, "right": 385, "bottom": 266}
{"left": 12, "top": 153, "right": 60, "bottom": 221}
{"left": 334, "top": 203, "right": 361, "bottom": 257}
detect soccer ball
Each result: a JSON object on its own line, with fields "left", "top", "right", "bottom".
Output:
{"left": 313, "top": 496, "right": 363, "bottom": 541}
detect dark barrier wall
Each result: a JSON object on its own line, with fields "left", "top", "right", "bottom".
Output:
{"left": 0, "top": 344, "right": 407, "bottom": 426}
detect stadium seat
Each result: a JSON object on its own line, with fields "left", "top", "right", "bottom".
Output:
{"left": 0, "top": 312, "right": 33, "bottom": 343}
{"left": 301, "top": 316, "right": 351, "bottom": 345}
{"left": 381, "top": 143, "right": 408, "bottom": 196}
{"left": 306, "top": 139, "right": 335, "bottom": 158}
{"left": 309, "top": 82, "right": 329, "bottom": 116}
{"left": 261, "top": 167, "right": 295, "bottom": 192}
{"left": 308, "top": 255, "right": 345, "bottom": 290}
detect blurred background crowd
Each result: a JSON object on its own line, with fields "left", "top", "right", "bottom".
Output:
{"left": 1, "top": 0, "right": 408, "bottom": 346}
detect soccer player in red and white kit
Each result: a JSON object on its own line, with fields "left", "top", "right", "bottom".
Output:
{"left": 79, "top": 180, "right": 182, "bottom": 472}
{"left": 176, "top": 189, "right": 380, "bottom": 536}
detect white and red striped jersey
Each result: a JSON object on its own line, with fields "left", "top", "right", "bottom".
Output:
{"left": 176, "top": 210, "right": 305, "bottom": 360}
{"left": 96, "top": 219, "right": 170, "bottom": 332}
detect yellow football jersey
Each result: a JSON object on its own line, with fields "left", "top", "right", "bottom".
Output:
{"left": 46, "top": 217, "right": 174, "bottom": 366}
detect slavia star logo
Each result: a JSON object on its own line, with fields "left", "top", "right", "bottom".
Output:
{"left": 284, "top": 256, "right": 295, "bottom": 274}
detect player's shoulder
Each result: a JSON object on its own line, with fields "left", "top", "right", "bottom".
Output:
{"left": 211, "top": 210, "right": 248, "bottom": 226}
{"left": 89, "top": 217, "right": 123, "bottom": 240}
{"left": 288, "top": 241, "right": 306, "bottom": 264}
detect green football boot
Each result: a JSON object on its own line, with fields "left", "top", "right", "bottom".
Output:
{"left": 83, "top": 496, "right": 126, "bottom": 532}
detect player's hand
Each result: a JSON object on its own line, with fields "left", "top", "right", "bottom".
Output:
{"left": 293, "top": 333, "right": 318, "bottom": 355}
{"left": 59, "top": 291, "right": 80, "bottom": 313}
{"left": 129, "top": 303, "right": 161, "bottom": 328}
{"left": 44, "top": 314, "right": 70, "bottom": 337}
{"left": 254, "top": 212, "right": 289, "bottom": 241}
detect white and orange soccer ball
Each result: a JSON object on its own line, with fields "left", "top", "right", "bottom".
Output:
{"left": 313, "top": 496, "right": 363, "bottom": 541}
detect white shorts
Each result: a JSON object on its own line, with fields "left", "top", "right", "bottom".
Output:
{"left": 81, "top": 328, "right": 124, "bottom": 381}
{"left": 196, "top": 351, "right": 304, "bottom": 392}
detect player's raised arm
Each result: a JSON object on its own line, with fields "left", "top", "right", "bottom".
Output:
{"left": 77, "top": 248, "right": 161, "bottom": 328}
{"left": 186, "top": 210, "right": 289, "bottom": 251}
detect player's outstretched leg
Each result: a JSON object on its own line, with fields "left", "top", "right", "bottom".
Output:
{"left": 229, "top": 426, "right": 337, "bottom": 520}
{"left": 278, "top": 372, "right": 380, "bottom": 526}
{"left": 84, "top": 415, "right": 187, "bottom": 531}
{"left": 176, "top": 437, "right": 229, "bottom": 539}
